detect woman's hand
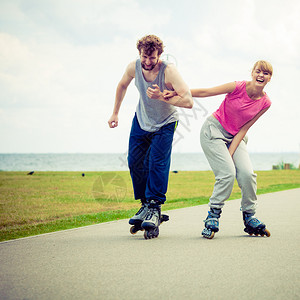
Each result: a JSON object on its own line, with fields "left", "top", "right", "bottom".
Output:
{"left": 163, "top": 90, "right": 177, "bottom": 100}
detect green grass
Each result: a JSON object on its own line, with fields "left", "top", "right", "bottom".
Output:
{"left": 1, "top": 170, "right": 300, "bottom": 241}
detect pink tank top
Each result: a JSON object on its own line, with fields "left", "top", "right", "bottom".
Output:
{"left": 213, "top": 81, "right": 271, "bottom": 135}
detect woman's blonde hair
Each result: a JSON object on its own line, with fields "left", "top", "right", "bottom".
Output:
{"left": 252, "top": 60, "right": 273, "bottom": 76}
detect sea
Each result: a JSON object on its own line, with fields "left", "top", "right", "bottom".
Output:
{"left": 0, "top": 152, "right": 299, "bottom": 172}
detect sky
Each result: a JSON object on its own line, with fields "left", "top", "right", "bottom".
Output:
{"left": 0, "top": 0, "right": 300, "bottom": 154}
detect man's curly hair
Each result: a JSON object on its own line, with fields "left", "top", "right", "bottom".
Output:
{"left": 136, "top": 35, "right": 164, "bottom": 56}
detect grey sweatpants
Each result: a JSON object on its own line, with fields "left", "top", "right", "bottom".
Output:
{"left": 200, "top": 116, "right": 257, "bottom": 214}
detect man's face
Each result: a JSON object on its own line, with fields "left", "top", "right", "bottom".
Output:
{"left": 140, "top": 49, "right": 160, "bottom": 71}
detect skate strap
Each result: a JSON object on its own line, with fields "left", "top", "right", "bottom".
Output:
{"left": 203, "top": 217, "right": 218, "bottom": 224}
{"left": 245, "top": 216, "right": 260, "bottom": 226}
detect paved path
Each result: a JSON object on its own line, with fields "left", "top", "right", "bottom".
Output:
{"left": 1, "top": 189, "right": 300, "bottom": 300}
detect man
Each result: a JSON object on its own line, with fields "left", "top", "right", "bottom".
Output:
{"left": 108, "top": 35, "right": 193, "bottom": 239}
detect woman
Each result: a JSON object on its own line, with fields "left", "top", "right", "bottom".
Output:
{"left": 164, "top": 60, "right": 273, "bottom": 239}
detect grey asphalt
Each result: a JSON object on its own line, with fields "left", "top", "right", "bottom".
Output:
{"left": 1, "top": 188, "right": 300, "bottom": 300}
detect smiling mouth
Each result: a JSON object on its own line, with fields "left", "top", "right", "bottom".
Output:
{"left": 142, "top": 64, "right": 155, "bottom": 71}
{"left": 256, "top": 78, "right": 264, "bottom": 83}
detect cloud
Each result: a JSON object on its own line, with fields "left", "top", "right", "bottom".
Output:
{"left": 0, "top": 0, "right": 299, "bottom": 153}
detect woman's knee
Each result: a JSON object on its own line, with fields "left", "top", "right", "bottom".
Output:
{"left": 225, "top": 171, "right": 236, "bottom": 186}
{"left": 237, "top": 170, "right": 257, "bottom": 187}
{"left": 216, "top": 170, "right": 235, "bottom": 188}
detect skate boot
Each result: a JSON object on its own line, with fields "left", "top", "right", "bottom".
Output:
{"left": 141, "top": 200, "right": 161, "bottom": 239}
{"left": 129, "top": 200, "right": 149, "bottom": 234}
{"left": 243, "top": 212, "right": 271, "bottom": 237}
{"left": 202, "top": 208, "right": 222, "bottom": 239}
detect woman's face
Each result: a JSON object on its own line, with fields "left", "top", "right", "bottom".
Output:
{"left": 251, "top": 65, "right": 272, "bottom": 88}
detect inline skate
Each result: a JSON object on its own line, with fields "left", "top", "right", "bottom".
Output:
{"left": 141, "top": 200, "right": 164, "bottom": 239}
{"left": 243, "top": 212, "right": 271, "bottom": 237}
{"left": 129, "top": 200, "right": 149, "bottom": 234}
{"left": 129, "top": 200, "right": 169, "bottom": 237}
{"left": 202, "top": 208, "right": 222, "bottom": 239}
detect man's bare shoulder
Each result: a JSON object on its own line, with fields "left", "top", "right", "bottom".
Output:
{"left": 126, "top": 60, "right": 137, "bottom": 78}
{"left": 164, "top": 63, "right": 183, "bottom": 84}
{"left": 165, "top": 63, "right": 181, "bottom": 77}
{"left": 165, "top": 62, "right": 177, "bottom": 72}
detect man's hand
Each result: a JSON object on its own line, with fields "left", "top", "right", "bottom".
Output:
{"left": 146, "top": 84, "right": 163, "bottom": 100}
{"left": 108, "top": 114, "right": 119, "bottom": 128}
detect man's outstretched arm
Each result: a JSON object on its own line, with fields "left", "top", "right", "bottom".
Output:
{"left": 108, "top": 61, "right": 135, "bottom": 128}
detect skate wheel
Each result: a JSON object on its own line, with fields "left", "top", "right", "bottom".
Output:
{"left": 130, "top": 226, "right": 144, "bottom": 235}
{"left": 264, "top": 229, "right": 271, "bottom": 237}
{"left": 161, "top": 214, "right": 169, "bottom": 223}
{"left": 202, "top": 231, "right": 215, "bottom": 240}
{"left": 144, "top": 231, "right": 154, "bottom": 239}
{"left": 144, "top": 227, "right": 159, "bottom": 240}
{"left": 130, "top": 226, "right": 138, "bottom": 235}
{"left": 202, "top": 229, "right": 215, "bottom": 239}
{"left": 208, "top": 232, "right": 215, "bottom": 239}
{"left": 144, "top": 231, "right": 150, "bottom": 239}
{"left": 202, "top": 233, "right": 214, "bottom": 239}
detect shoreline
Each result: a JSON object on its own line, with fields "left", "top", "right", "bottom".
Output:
{"left": 0, "top": 152, "right": 299, "bottom": 172}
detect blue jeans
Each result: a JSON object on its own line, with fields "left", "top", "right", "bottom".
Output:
{"left": 128, "top": 114, "right": 178, "bottom": 204}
